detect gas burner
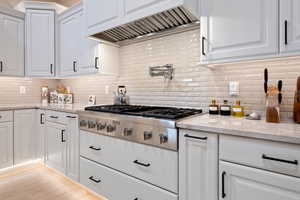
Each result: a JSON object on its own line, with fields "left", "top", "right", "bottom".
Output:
{"left": 85, "top": 105, "right": 202, "bottom": 120}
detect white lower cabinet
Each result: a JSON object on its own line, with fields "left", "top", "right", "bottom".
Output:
{"left": 80, "top": 157, "right": 178, "bottom": 200}
{"left": 14, "top": 109, "right": 37, "bottom": 165}
{"left": 179, "top": 130, "right": 218, "bottom": 200}
{"left": 80, "top": 130, "right": 178, "bottom": 193}
{"left": 45, "top": 121, "right": 67, "bottom": 174}
{"left": 44, "top": 111, "right": 79, "bottom": 181}
{"left": 36, "top": 109, "right": 46, "bottom": 161}
{"left": 219, "top": 161, "right": 300, "bottom": 200}
{"left": 0, "top": 111, "right": 13, "bottom": 169}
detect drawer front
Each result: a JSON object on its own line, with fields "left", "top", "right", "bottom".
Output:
{"left": 45, "top": 111, "right": 76, "bottom": 124}
{"left": 220, "top": 135, "right": 300, "bottom": 178}
{"left": 0, "top": 111, "right": 13, "bottom": 122}
{"left": 80, "top": 157, "right": 178, "bottom": 200}
{"left": 80, "top": 130, "right": 178, "bottom": 193}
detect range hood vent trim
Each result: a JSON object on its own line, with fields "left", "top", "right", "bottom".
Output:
{"left": 92, "top": 6, "right": 199, "bottom": 44}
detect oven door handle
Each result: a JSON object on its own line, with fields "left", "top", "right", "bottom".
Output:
{"left": 133, "top": 160, "right": 151, "bottom": 167}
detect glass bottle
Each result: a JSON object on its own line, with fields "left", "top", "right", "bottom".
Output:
{"left": 232, "top": 100, "right": 244, "bottom": 117}
{"left": 209, "top": 99, "right": 219, "bottom": 115}
{"left": 220, "top": 100, "right": 231, "bottom": 116}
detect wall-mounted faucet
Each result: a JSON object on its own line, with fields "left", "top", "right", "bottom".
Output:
{"left": 149, "top": 64, "right": 174, "bottom": 80}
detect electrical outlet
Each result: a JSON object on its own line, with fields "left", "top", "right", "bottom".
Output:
{"left": 229, "top": 81, "right": 239, "bottom": 96}
{"left": 105, "top": 85, "right": 110, "bottom": 94}
{"left": 19, "top": 86, "right": 26, "bottom": 94}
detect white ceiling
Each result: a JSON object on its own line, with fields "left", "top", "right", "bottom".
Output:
{"left": 0, "top": 0, "right": 79, "bottom": 8}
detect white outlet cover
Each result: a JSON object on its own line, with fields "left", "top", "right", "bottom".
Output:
{"left": 229, "top": 81, "right": 239, "bottom": 96}
{"left": 19, "top": 86, "right": 26, "bottom": 94}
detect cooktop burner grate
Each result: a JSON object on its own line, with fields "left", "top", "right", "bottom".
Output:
{"left": 85, "top": 105, "right": 202, "bottom": 120}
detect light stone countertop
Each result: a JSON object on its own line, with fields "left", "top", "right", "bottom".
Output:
{"left": 0, "top": 104, "right": 87, "bottom": 114}
{"left": 177, "top": 114, "right": 300, "bottom": 145}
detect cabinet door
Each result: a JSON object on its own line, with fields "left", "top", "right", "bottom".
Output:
{"left": 66, "top": 114, "right": 79, "bottom": 181}
{"left": 84, "top": 0, "right": 120, "bottom": 35}
{"left": 14, "top": 110, "right": 37, "bottom": 165}
{"left": 45, "top": 122, "right": 67, "bottom": 174}
{"left": 78, "top": 11, "right": 100, "bottom": 75}
{"left": 0, "top": 122, "right": 13, "bottom": 169}
{"left": 220, "top": 161, "right": 300, "bottom": 200}
{"left": 96, "top": 43, "right": 119, "bottom": 75}
{"left": 26, "top": 9, "right": 55, "bottom": 77}
{"left": 201, "top": 0, "right": 278, "bottom": 63}
{"left": 280, "top": 0, "right": 300, "bottom": 54}
{"left": 58, "top": 12, "right": 80, "bottom": 76}
{"left": 179, "top": 130, "right": 218, "bottom": 200}
{"left": 1, "top": 14, "right": 24, "bottom": 76}
{"left": 36, "top": 110, "right": 46, "bottom": 161}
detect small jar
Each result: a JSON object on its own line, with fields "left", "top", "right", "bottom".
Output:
{"left": 220, "top": 100, "right": 231, "bottom": 116}
{"left": 209, "top": 99, "right": 219, "bottom": 115}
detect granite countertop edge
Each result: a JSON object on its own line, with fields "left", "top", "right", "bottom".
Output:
{"left": 177, "top": 114, "right": 300, "bottom": 145}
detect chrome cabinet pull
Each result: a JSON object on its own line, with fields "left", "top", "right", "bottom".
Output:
{"left": 50, "top": 64, "right": 53, "bottom": 74}
{"left": 262, "top": 154, "right": 298, "bottom": 165}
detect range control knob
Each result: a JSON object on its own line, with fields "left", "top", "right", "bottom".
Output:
{"left": 123, "top": 128, "right": 133, "bottom": 136}
{"left": 144, "top": 131, "right": 153, "bottom": 140}
{"left": 88, "top": 121, "right": 96, "bottom": 129}
{"left": 159, "top": 134, "right": 168, "bottom": 144}
{"left": 80, "top": 120, "right": 87, "bottom": 127}
{"left": 107, "top": 124, "right": 116, "bottom": 133}
{"left": 97, "top": 122, "right": 106, "bottom": 131}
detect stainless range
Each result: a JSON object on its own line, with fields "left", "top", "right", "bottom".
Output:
{"left": 79, "top": 105, "right": 202, "bottom": 151}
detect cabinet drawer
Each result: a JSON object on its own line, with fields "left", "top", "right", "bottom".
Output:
{"left": 0, "top": 111, "right": 13, "bottom": 122}
{"left": 220, "top": 135, "right": 300, "bottom": 178}
{"left": 80, "top": 157, "right": 178, "bottom": 200}
{"left": 80, "top": 130, "right": 178, "bottom": 193}
{"left": 45, "top": 111, "right": 76, "bottom": 124}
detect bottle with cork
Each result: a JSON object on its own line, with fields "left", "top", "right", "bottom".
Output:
{"left": 209, "top": 99, "right": 219, "bottom": 115}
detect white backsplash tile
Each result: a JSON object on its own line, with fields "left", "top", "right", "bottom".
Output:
{"left": 55, "top": 29, "right": 300, "bottom": 117}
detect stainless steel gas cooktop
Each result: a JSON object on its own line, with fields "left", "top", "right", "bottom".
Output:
{"left": 79, "top": 105, "right": 202, "bottom": 151}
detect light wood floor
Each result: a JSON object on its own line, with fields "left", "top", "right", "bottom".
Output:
{"left": 0, "top": 163, "right": 106, "bottom": 200}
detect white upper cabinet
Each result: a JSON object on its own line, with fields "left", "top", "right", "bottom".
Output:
{"left": 26, "top": 9, "right": 55, "bottom": 77}
{"left": 201, "top": 0, "right": 278, "bottom": 64}
{"left": 58, "top": 9, "right": 81, "bottom": 76}
{"left": 0, "top": 13, "right": 24, "bottom": 77}
{"left": 280, "top": 0, "right": 300, "bottom": 54}
{"left": 84, "top": 0, "right": 200, "bottom": 37}
{"left": 58, "top": 4, "right": 118, "bottom": 77}
{"left": 84, "top": 0, "right": 120, "bottom": 36}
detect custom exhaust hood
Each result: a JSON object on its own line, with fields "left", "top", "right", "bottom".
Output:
{"left": 91, "top": 5, "right": 200, "bottom": 45}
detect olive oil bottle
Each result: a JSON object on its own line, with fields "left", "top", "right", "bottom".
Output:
{"left": 232, "top": 100, "right": 244, "bottom": 117}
